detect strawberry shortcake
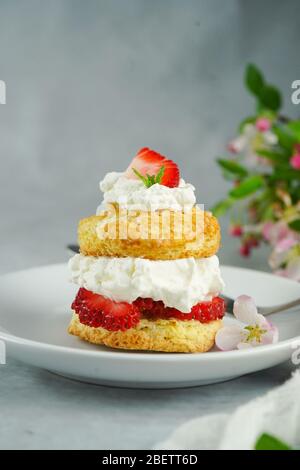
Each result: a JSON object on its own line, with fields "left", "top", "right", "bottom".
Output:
{"left": 68, "top": 148, "right": 225, "bottom": 353}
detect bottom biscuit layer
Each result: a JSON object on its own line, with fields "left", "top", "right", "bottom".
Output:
{"left": 68, "top": 312, "right": 222, "bottom": 353}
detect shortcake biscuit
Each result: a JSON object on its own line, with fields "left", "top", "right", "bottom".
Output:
{"left": 78, "top": 206, "right": 220, "bottom": 260}
{"left": 69, "top": 313, "right": 222, "bottom": 353}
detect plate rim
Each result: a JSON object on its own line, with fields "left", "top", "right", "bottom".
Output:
{"left": 0, "top": 262, "right": 299, "bottom": 363}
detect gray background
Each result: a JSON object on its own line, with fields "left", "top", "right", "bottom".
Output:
{"left": 1, "top": 0, "right": 300, "bottom": 273}
{"left": 0, "top": 0, "right": 299, "bottom": 450}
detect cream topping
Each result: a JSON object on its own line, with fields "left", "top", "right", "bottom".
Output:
{"left": 96, "top": 172, "right": 196, "bottom": 212}
{"left": 69, "top": 254, "right": 224, "bottom": 313}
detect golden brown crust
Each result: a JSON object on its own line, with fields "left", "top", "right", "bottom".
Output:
{"left": 68, "top": 313, "right": 222, "bottom": 353}
{"left": 78, "top": 206, "right": 221, "bottom": 260}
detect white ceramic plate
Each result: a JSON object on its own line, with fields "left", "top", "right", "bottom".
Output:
{"left": 0, "top": 263, "right": 299, "bottom": 389}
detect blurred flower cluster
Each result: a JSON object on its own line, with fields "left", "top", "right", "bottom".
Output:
{"left": 213, "top": 64, "right": 300, "bottom": 281}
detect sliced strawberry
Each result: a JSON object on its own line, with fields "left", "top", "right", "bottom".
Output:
{"left": 133, "top": 296, "right": 225, "bottom": 323}
{"left": 72, "top": 288, "right": 140, "bottom": 331}
{"left": 125, "top": 147, "right": 180, "bottom": 188}
{"left": 189, "top": 297, "right": 225, "bottom": 322}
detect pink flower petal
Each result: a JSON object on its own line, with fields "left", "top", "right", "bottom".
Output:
{"left": 244, "top": 149, "right": 260, "bottom": 167}
{"left": 290, "top": 153, "right": 300, "bottom": 170}
{"left": 286, "top": 257, "right": 300, "bottom": 281}
{"left": 275, "top": 237, "right": 298, "bottom": 253}
{"left": 215, "top": 325, "right": 244, "bottom": 351}
{"left": 256, "top": 117, "right": 271, "bottom": 132}
{"left": 269, "top": 249, "right": 289, "bottom": 270}
{"left": 253, "top": 316, "right": 279, "bottom": 346}
{"left": 263, "top": 131, "right": 278, "bottom": 145}
{"left": 237, "top": 341, "right": 253, "bottom": 350}
{"left": 227, "top": 135, "right": 247, "bottom": 154}
{"left": 265, "top": 221, "right": 290, "bottom": 245}
{"left": 262, "top": 221, "right": 274, "bottom": 242}
{"left": 256, "top": 313, "right": 270, "bottom": 327}
{"left": 274, "top": 268, "right": 289, "bottom": 278}
{"left": 261, "top": 322, "right": 279, "bottom": 345}
{"left": 233, "top": 295, "right": 259, "bottom": 324}
{"left": 227, "top": 142, "right": 238, "bottom": 154}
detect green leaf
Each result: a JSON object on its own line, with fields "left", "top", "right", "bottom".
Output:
{"left": 211, "top": 198, "right": 234, "bottom": 217}
{"left": 273, "top": 125, "right": 296, "bottom": 152}
{"left": 221, "top": 169, "right": 238, "bottom": 182}
{"left": 132, "top": 166, "right": 165, "bottom": 188}
{"left": 270, "top": 168, "right": 300, "bottom": 181}
{"left": 287, "top": 120, "right": 300, "bottom": 141}
{"left": 256, "top": 149, "right": 289, "bottom": 164}
{"left": 260, "top": 204, "right": 276, "bottom": 222}
{"left": 244, "top": 64, "right": 282, "bottom": 111}
{"left": 245, "top": 64, "right": 264, "bottom": 97}
{"left": 229, "top": 175, "right": 264, "bottom": 199}
{"left": 255, "top": 433, "right": 291, "bottom": 450}
{"left": 132, "top": 168, "right": 148, "bottom": 185}
{"left": 217, "top": 159, "right": 248, "bottom": 178}
{"left": 289, "top": 219, "right": 300, "bottom": 232}
{"left": 155, "top": 165, "right": 165, "bottom": 184}
{"left": 259, "top": 84, "right": 282, "bottom": 111}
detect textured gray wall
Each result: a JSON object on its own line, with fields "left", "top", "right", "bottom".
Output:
{"left": 1, "top": 0, "right": 300, "bottom": 272}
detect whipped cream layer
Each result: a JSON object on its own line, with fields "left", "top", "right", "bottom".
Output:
{"left": 96, "top": 172, "right": 196, "bottom": 212}
{"left": 69, "top": 254, "right": 224, "bottom": 313}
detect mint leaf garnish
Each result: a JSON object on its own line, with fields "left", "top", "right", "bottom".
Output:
{"left": 132, "top": 166, "right": 165, "bottom": 188}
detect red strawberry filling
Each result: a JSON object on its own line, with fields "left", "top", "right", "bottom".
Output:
{"left": 134, "top": 296, "right": 225, "bottom": 323}
{"left": 71, "top": 288, "right": 140, "bottom": 331}
{"left": 72, "top": 288, "right": 225, "bottom": 331}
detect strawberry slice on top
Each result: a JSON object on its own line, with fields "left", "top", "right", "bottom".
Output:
{"left": 125, "top": 147, "right": 180, "bottom": 188}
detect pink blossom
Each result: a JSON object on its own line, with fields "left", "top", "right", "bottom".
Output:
{"left": 290, "top": 153, "right": 300, "bottom": 170}
{"left": 269, "top": 249, "right": 290, "bottom": 270}
{"left": 275, "top": 236, "right": 298, "bottom": 253}
{"left": 277, "top": 257, "right": 300, "bottom": 282}
{"left": 286, "top": 257, "right": 300, "bottom": 281}
{"left": 247, "top": 236, "right": 260, "bottom": 248}
{"left": 239, "top": 243, "right": 251, "bottom": 257}
{"left": 262, "top": 220, "right": 291, "bottom": 245}
{"left": 255, "top": 117, "right": 271, "bottom": 132}
{"left": 227, "top": 135, "right": 247, "bottom": 154}
{"left": 227, "top": 123, "right": 277, "bottom": 165}
{"left": 262, "top": 221, "right": 274, "bottom": 242}
{"left": 229, "top": 225, "right": 243, "bottom": 237}
{"left": 215, "top": 295, "right": 279, "bottom": 351}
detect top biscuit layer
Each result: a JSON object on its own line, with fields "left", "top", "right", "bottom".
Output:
{"left": 78, "top": 205, "right": 221, "bottom": 260}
